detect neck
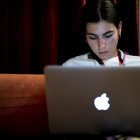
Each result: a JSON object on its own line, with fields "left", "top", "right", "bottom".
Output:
{"left": 89, "top": 49, "right": 123, "bottom": 65}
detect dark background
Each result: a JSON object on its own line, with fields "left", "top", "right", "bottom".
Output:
{"left": 0, "top": 0, "right": 139, "bottom": 74}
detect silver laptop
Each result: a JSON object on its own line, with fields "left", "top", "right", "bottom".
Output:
{"left": 44, "top": 65, "right": 140, "bottom": 137}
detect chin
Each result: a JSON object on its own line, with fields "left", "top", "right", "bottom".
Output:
{"left": 98, "top": 56, "right": 109, "bottom": 61}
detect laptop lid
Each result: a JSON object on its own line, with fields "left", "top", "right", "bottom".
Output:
{"left": 44, "top": 65, "right": 140, "bottom": 137}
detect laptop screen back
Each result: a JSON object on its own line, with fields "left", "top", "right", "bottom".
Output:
{"left": 44, "top": 65, "right": 140, "bottom": 137}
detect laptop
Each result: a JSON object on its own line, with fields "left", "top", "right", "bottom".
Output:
{"left": 44, "top": 65, "right": 140, "bottom": 137}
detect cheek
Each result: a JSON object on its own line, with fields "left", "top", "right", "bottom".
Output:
{"left": 87, "top": 40, "right": 97, "bottom": 48}
{"left": 107, "top": 38, "right": 118, "bottom": 48}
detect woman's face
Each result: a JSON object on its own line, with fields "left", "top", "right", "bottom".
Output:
{"left": 86, "top": 20, "right": 122, "bottom": 60}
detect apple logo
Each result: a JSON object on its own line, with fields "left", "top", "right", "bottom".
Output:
{"left": 94, "top": 93, "right": 110, "bottom": 110}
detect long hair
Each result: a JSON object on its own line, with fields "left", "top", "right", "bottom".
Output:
{"left": 79, "top": 0, "right": 121, "bottom": 64}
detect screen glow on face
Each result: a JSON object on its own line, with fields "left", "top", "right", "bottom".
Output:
{"left": 86, "top": 21, "right": 120, "bottom": 60}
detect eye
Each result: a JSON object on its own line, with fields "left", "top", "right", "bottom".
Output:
{"left": 104, "top": 32, "right": 113, "bottom": 38}
{"left": 88, "top": 36, "right": 98, "bottom": 40}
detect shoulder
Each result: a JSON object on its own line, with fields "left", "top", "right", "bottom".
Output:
{"left": 125, "top": 54, "right": 140, "bottom": 66}
{"left": 62, "top": 53, "right": 96, "bottom": 66}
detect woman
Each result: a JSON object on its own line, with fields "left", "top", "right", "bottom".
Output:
{"left": 62, "top": 0, "right": 140, "bottom": 139}
{"left": 62, "top": 0, "right": 140, "bottom": 66}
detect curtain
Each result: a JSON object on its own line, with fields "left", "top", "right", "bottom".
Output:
{"left": 0, "top": 0, "right": 59, "bottom": 74}
{"left": 0, "top": 0, "right": 138, "bottom": 74}
{"left": 118, "top": 0, "right": 139, "bottom": 55}
{"left": 136, "top": 0, "right": 139, "bottom": 54}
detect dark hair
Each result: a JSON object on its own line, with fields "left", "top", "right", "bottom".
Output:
{"left": 81, "top": 0, "right": 121, "bottom": 28}
{"left": 79, "top": 0, "right": 121, "bottom": 64}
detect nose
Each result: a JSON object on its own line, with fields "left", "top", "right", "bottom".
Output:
{"left": 98, "top": 38, "right": 105, "bottom": 49}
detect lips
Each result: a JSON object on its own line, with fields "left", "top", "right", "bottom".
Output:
{"left": 99, "top": 51, "right": 108, "bottom": 54}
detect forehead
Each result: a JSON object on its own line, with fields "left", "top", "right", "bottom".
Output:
{"left": 86, "top": 21, "right": 117, "bottom": 34}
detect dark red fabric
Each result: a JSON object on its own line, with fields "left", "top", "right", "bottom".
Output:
{"left": 0, "top": 0, "right": 138, "bottom": 74}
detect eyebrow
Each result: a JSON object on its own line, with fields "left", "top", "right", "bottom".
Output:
{"left": 86, "top": 30, "right": 114, "bottom": 36}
